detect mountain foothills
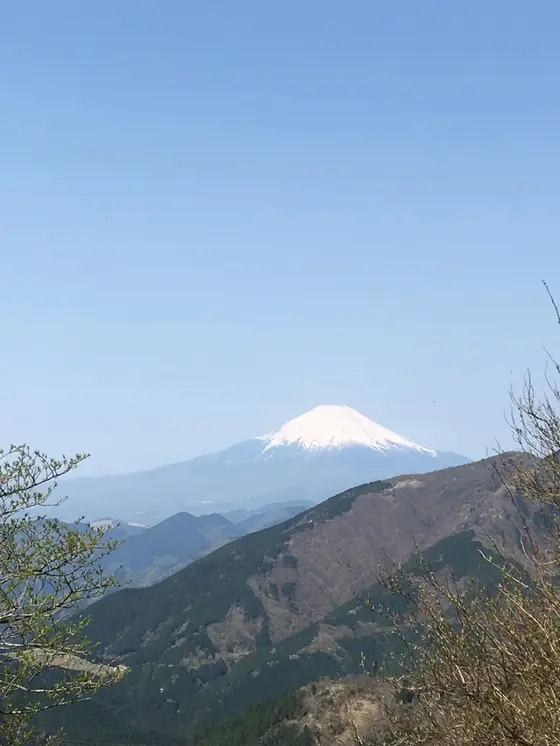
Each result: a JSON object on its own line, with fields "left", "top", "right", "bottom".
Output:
{"left": 99, "top": 512, "right": 242, "bottom": 590}
{"left": 97, "top": 502, "right": 312, "bottom": 590}
{"left": 45, "top": 453, "right": 533, "bottom": 744}
{"left": 53, "top": 405, "right": 469, "bottom": 524}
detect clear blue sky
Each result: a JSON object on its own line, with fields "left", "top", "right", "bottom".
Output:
{"left": 1, "top": 1, "right": 559, "bottom": 475}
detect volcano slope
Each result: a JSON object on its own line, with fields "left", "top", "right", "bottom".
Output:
{"left": 49, "top": 453, "right": 534, "bottom": 743}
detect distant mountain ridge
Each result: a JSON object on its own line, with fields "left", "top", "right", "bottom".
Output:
{"left": 100, "top": 511, "right": 242, "bottom": 589}
{"left": 96, "top": 501, "right": 314, "bottom": 590}
{"left": 53, "top": 405, "right": 469, "bottom": 523}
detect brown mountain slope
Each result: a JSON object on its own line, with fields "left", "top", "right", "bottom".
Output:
{"left": 195, "top": 676, "right": 389, "bottom": 746}
{"left": 83, "top": 453, "right": 532, "bottom": 662}
{"left": 297, "top": 676, "right": 388, "bottom": 746}
{"left": 49, "top": 453, "right": 536, "bottom": 744}
{"left": 248, "top": 451, "right": 531, "bottom": 642}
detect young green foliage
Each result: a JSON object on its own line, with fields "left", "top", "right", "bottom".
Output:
{"left": 0, "top": 445, "right": 126, "bottom": 744}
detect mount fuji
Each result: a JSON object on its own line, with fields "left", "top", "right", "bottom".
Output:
{"left": 259, "top": 404, "right": 438, "bottom": 454}
{"left": 55, "top": 405, "right": 469, "bottom": 524}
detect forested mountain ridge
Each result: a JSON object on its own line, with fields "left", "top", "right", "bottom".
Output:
{"left": 85, "top": 454, "right": 527, "bottom": 656}
{"left": 42, "top": 453, "right": 535, "bottom": 743}
{"left": 47, "top": 528, "right": 512, "bottom": 743}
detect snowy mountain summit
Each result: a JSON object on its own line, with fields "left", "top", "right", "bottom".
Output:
{"left": 260, "top": 404, "right": 437, "bottom": 456}
{"left": 59, "top": 404, "right": 468, "bottom": 524}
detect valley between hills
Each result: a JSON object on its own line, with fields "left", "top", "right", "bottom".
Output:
{"left": 42, "top": 450, "right": 537, "bottom": 745}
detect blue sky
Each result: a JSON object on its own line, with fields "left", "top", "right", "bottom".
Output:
{"left": 1, "top": 1, "right": 559, "bottom": 475}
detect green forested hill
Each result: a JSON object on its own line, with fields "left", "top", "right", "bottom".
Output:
{"left": 42, "top": 455, "right": 533, "bottom": 743}
{"left": 188, "top": 529, "right": 510, "bottom": 746}
{"left": 79, "top": 480, "right": 391, "bottom": 658}
{"left": 46, "top": 527, "right": 507, "bottom": 744}
{"left": 192, "top": 689, "right": 313, "bottom": 746}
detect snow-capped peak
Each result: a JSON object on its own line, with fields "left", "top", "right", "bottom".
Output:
{"left": 259, "top": 405, "right": 436, "bottom": 456}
